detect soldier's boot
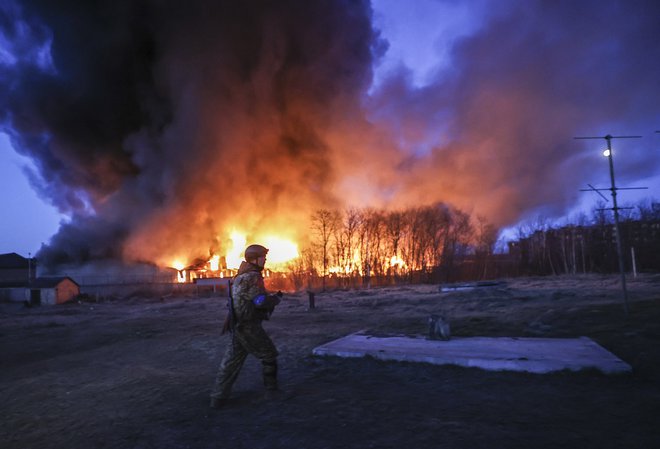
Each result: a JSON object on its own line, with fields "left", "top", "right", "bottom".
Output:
{"left": 263, "top": 359, "right": 278, "bottom": 390}
{"left": 209, "top": 396, "right": 229, "bottom": 409}
{"left": 210, "top": 388, "right": 231, "bottom": 409}
{"left": 262, "top": 359, "right": 282, "bottom": 400}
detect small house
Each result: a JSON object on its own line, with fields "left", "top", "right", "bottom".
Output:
{"left": 28, "top": 277, "right": 80, "bottom": 305}
{"left": 0, "top": 277, "right": 80, "bottom": 305}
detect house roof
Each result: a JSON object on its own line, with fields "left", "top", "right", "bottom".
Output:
{"left": 0, "top": 253, "right": 29, "bottom": 269}
{"left": 30, "top": 277, "right": 79, "bottom": 288}
{"left": 0, "top": 277, "right": 79, "bottom": 289}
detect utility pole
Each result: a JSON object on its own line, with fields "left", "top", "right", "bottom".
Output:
{"left": 575, "top": 134, "right": 647, "bottom": 315}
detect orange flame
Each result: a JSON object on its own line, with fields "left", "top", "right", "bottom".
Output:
{"left": 209, "top": 255, "right": 220, "bottom": 271}
{"left": 171, "top": 260, "right": 186, "bottom": 283}
{"left": 168, "top": 230, "right": 300, "bottom": 281}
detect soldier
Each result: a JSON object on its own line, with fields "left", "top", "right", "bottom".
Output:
{"left": 210, "top": 244, "right": 283, "bottom": 408}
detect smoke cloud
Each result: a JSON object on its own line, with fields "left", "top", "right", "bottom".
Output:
{"left": 370, "top": 0, "right": 660, "bottom": 224}
{"left": 1, "top": 0, "right": 659, "bottom": 267}
{"left": 1, "top": 0, "right": 383, "bottom": 266}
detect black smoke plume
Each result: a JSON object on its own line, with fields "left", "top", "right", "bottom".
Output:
{"left": 1, "top": 0, "right": 382, "bottom": 266}
{"left": 1, "top": 0, "right": 659, "bottom": 267}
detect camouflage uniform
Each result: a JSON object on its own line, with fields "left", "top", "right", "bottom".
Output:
{"left": 211, "top": 261, "right": 279, "bottom": 401}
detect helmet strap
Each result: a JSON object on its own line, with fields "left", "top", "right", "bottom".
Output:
{"left": 248, "top": 258, "right": 265, "bottom": 271}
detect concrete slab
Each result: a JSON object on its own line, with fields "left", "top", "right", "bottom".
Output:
{"left": 440, "top": 280, "right": 507, "bottom": 292}
{"left": 312, "top": 332, "right": 631, "bottom": 374}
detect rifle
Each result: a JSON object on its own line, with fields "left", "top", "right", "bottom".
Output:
{"left": 221, "top": 279, "right": 236, "bottom": 335}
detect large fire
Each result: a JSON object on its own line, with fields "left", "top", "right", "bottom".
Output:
{"left": 225, "top": 231, "right": 248, "bottom": 270}
{"left": 260, "top": 236, "right": 299, "bottom": 265}
{"left": 169, "top": 230, "right": 299, "bottom": 283}
{"left": 171, "top": 260, "right": 187, "bottom": 283}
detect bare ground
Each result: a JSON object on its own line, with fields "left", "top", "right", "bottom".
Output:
{"left": 2, "top": 274, "right": 660, "bottom": 449}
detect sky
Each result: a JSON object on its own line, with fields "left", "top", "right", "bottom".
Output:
{"left": 0, "top": 132, "right": 63, "bottom": 255}
{"left": 0, "top": 0, "right": 658, "bottom": 260}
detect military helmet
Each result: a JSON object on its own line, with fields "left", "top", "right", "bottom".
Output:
{"left": 244, "top": 244, "right": 269, "bottom": 261}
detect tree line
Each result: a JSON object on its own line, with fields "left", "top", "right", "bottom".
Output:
{"left": 281, "top": 203, "right": 498, "bottom": 291}
{"left": 510, "top": 199, "right": 660, "bottom": 276}
{"left": 266, "top": 199, "right": 660, "bottom": 292}
{"left": 264, "top": 199, "right": 660, "bottom": 292}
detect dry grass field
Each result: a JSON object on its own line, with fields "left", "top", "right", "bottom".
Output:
{"left": 2, "top": 274, "right": 660, "bottom": 449}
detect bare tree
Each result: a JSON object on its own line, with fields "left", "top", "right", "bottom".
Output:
{"left": 310, "top": 209, "right": 339, "bottom": 291}
{"left": 425, "top": 204, "right": 451, "bottom": 274}
{"left": 399, "top": 209, "right": 415, "bottom": 280}
{"left": 367, "top": 211, "right": 386, "bottom": 279}
{"left": 356, "top": 209, "right": 385, "bottom": 286}
{"left": 637, "top": 199, "right": 660, "bottom": 221}
{"left": 591, "top": 200, "right": 612, "bottom": 226}
{"left": 332, "top": 211, "right": 347, "bottom": 276}
{"left": 474, "top": 215, "right": 497, "bottom": 279}
{"left": 344, "top": 208, "right": 362, "bottom": 278}
{"left": 384, "top": 210, "right": 404, "bottom": 279}
{"left": 443, "top": 208, "right": 473, "bottom": 282}
{"left": 287, "top": 247, "right": 313, "bottom": 291}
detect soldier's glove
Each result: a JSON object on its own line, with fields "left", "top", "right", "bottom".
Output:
{"left": 268, "top": 292, "right": 282, "bottom": 306}
{"left": 253, "top": 293, "right": 281, "bottom": 308}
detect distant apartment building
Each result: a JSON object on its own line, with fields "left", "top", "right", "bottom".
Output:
{"left": 0, "top": 252, "right": 35, "bottom": 282}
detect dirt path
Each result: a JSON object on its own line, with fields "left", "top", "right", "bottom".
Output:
{"left": 2, "top": 274, "right": 660, "bottom": 448}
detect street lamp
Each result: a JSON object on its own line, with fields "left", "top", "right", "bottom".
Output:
{"left": 575, "top": 134, "right": 643, "bottom": 315}
{"left": 602, "top": 137, "right": 628, "bottom": 315}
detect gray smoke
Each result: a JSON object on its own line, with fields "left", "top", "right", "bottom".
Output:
{"left": 369, "top": 0, "right": 660, "bottom": 224}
